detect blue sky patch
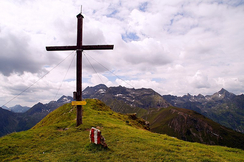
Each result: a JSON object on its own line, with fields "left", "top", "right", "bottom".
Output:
{"left": 122, "top": 32, "right": 140, "bottom": 42}
{"left": 106, "top": 10, "right": 118, "bottom": 18}
{"left": 64, "top": 79, "right": 75, "bottom": 82}
{"left": 139, "top": 2, "right": 148, "bottom": 12}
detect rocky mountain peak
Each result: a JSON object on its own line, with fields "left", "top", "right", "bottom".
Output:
{"left": 218, "top": 88, "right": 228, "bottom": 94}
{"left": 26, "top": 102, "right": 46, "bottom": 115}
{"left": 83, "top": 84, "right": 108, "bottom": 97}
{"left": 95, "top": 84, "right": 108, "bottom": 89}
{"left": 197, "top": 94, "right": 204, "bottom": 97}
{"left": 9, "top": 105, "right": 30, "bottom": 113}
{"left": 212, "top": 88, "right": 235, "bottom": 100}
{"left": 1, "top": 105, "right": 8, "bottom": 110}
{"left": 57, "top": 95, "right": 73, "bottom": 103}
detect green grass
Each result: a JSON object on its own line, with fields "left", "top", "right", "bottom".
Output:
{"left": 0, "top": 99, "right": 244, "bottom": 161}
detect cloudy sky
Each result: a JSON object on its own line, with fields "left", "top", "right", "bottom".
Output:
{"left": 0, "top": 0, "right": 244, "bottom": 107}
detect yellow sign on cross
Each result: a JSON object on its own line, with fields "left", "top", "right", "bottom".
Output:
{"left": 72, "top": 101, "right": 87, "bottom": 106}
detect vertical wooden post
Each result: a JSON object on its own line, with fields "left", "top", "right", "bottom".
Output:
{"left": 76, "top": 13, "right": 84, "bottom": 126}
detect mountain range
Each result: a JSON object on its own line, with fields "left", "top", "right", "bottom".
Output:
{"left": 2, "top": 105, "right": 31, "bottom": 113}
{"left": 163, "top": 88, "right": 244, "bottom": 133}
{"left": 1, "top": 84, "right": 244, "bottom": 149}
{"left": 83, "top": 84, "right": 170, "bottom": 115}
{"left": 82, "top": 85, "right": 244, "bottom": 133}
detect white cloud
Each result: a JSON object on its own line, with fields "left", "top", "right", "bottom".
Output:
{"left": 0, "top": 0, "right": 244, "bottom": 107}
{"left": 190, "top": 70, "right": 210, "bottom": 89}
{"left": 90, "top": 73, "right": 113, "bottom": 86}
{"left": 115, "top": 78, "right": 160, "bottom": 90}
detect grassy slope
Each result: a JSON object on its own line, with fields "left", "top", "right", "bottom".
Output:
{"left": 0, "top": 99, "right": 244, "bottom": 162}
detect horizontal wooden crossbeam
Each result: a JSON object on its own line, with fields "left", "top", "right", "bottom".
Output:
{"left": 46, "top": 45, "right": 114, "bottom": 51}
{"left": 46, "top": 46, "right": 76, "bottom": 51}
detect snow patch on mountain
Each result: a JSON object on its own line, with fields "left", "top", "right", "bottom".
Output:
{"left": 98, "top": 89, "right": 106, "bottom": 94}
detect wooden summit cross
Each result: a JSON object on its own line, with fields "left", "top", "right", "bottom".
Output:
{"left": 46, "top": 8, "right": 114, "bottom": 126}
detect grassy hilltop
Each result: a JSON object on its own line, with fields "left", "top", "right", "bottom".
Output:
{"left": 0, "top": 99, "right": 244, "bottom": 161}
